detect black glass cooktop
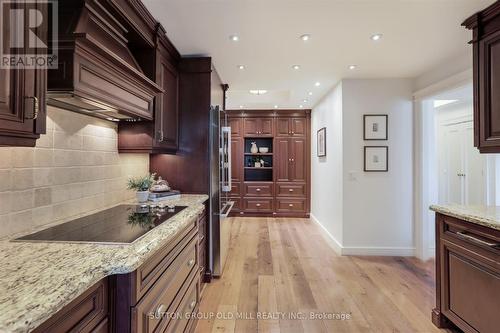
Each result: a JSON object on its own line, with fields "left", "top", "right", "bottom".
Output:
{"left": 14, "top": 205, "right": 187, "bottom": 244}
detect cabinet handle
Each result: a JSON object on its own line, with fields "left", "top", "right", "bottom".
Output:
{"left": 154, "top": 304, "right": 167, "bottom": 318}
{"left": 456, "top": 232, "right": 499, "bottom": 248}
{"left": 188, "top": 259, "right": 195, "bottom": 267}
{"left": 289, "top": 189, "right": 294, "bottom": 192}
{"left": 256, "top": 188, "right": 261, "bottom": 192}
{"left": 289, "top": 204, "right": 294, "bottom": 207}
{"left": 189, "top": 300, "right": 196, "bottom": 310}
{"left": 256, "top": 203, "right": 261, "bottom": 207}
{"left": 24, "top": 96, "right": 39, "bottom": 120}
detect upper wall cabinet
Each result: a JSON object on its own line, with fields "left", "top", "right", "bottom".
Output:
{"left": 463, "top": 2, "right": 500, "bottom": 153}
{"left": 118, "top": 26, "right": 181, "bottom": 153}
{"left": 0, "top": 1, "right": 47, "bottom": 147}
{"left": 243, "top": 118, "right": 274, "bottom": 137}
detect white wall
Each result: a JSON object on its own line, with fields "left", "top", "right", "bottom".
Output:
{"left": 311, "top": 79, "right": 414, "bottom": 256}
{"left": 342, "top": 80, "right": 414, "bottom": 254}
{"left": 311, "top": 82, "right": 343, "bottom": 248}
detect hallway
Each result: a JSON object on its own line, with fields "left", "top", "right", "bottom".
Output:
{"left": 195, "top": 217, "right": 451, "bottom": 333}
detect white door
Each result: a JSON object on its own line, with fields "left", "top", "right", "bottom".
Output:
{"left": 438, "top": 121, "right": 486, "bottom": 205}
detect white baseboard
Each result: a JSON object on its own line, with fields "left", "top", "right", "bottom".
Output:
{"left": 342, "top": 246, "right": 415, "bottom": 257}
{"left": 309, "top": 213, "right": 342, "bottom": 255}
{"left": 309, "top": 213, "right": 416, "bottom": 257}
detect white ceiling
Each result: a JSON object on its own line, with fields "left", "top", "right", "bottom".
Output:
{"left": 142, "top": 0, "right": 494, "bottom": 110}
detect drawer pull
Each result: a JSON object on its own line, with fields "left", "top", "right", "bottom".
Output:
{"left": 289, "top": 204, "right": 294, "bottom": 207}
{"left": 189, "top": 300, "right": 196, "bottom": 310}
{"left": 456, "top": 232, "right": 499, "bottom": 248}
{"left": 155, "top": 304, "right": 167, "bottom": 318}
{"left": 188, "top": 259, "right": 195, "bottom": 267}
{"left": 256, "top": 203, "right": 261, "bottom": 207}
{"left": 256, "top": 188, "right": 261, "bottom": 192}
{"left": 289, "top": 189, "right": 294, "bottom": 192}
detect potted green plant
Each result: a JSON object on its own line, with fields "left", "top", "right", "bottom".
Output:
{"left": 127, "top": 173, "right": 156, "bottom": 203}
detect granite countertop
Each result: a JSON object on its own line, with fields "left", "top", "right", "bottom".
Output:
{"left": 430, "top": 204, "right": 500, "bottom": 231}
{"left": 0, "top": 194, "right": 208, "bottom": 333}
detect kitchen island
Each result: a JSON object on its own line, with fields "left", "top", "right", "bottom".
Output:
{"left": 0, "top": 194, "right": 208, "bottom": 333}
{"left": 430, "top": 204, "right": 500, "bottom": 333}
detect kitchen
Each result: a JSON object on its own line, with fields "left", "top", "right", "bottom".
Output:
{"left": 0, "top": 0, "right": 499, "bottom": 333}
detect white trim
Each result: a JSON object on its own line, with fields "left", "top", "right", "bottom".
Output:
{"left": 310, "top": 214, "right": 416, "bottom": 257}
{"left": 413, "top": 69, "right": 472, "bottom": 100}
{"left": 342, "top": 247, "right": 416, "bottom": 257}
{"left": 310, "top": 213, "right": 342, "bottom": 255}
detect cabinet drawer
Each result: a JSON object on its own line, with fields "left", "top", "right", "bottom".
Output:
{"left": 165, "top": 275, "right": 199, "bottom": 333}
{"left": 276, "top": 183, "right": 306, "bottom": 197}
{"left": 132, "top": 236, "right": 198, "bottom": 333}
{"left": 243, "top": 198, "right": 273, "bottom": 212}
{"left": 442, "top": 242, "right": 500, "bottom": 333}
{"left": 276, "top": 199, "right": 306, "bottom": 213}
{"left": 33, "top": 280, "right": 108, "bottom": 333}
{"left": 244, "top": 182, "right": 273, "bottom": 196}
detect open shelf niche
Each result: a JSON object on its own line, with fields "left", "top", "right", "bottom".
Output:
{"left": 244, "top": 138, "right": 273, "bottom": 182}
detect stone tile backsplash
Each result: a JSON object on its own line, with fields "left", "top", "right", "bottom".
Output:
{"left": 0, "top": 106, "right": 149, "bottom": 239}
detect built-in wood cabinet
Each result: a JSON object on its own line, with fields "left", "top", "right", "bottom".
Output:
{"left": 227, "top": 110, "right": 310, "bottom": 217}
{"left": 463, "top": 2, "right": 500, "bottom": 153}
{"left": 0, "top": 0, "right": 46, "bottom": 147}
{"left": 243, "top": 117, "right": 274, "bottom": 137}
{"left": 432, "top": 213, "right": 500, "bottom": 333}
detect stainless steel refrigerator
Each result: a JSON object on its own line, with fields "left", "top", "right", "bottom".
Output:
{"left": 209, "top": 106, "right": 234, "bottom": 277}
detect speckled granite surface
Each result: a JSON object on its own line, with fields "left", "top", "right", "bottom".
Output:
{"left": 0, "top": 194, "right": 208, "bottom": 333}
{"left": 430, "top": 204, "right": 500, "bottom": 231}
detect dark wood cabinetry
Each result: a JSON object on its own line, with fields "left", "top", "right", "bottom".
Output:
{"left": 433, "top": 213, "right": 500, "bottom": 333}
{"left": 463, "top": 2, "right": 500, "bottom": 153}
{"left": 118, "top": 26, "right": 180, "bottom": 153}
{"left": 0, "top": 0, "right": 46, "bottom": 147}
{"left": 227, "top": 110, "right": 310, "bottom": 217}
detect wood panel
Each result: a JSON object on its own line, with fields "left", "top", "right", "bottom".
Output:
{"left": 275, "top": 138, "right": 291, "bottom": 182}
{"left": 291, "top": 138, "right": 307, "bottom": 182}
{"left": 228, "top": 117, "right": 242, "bottom": 137}
{"left": 291, "top": 118, "right": 307, "bottom": 136}
{"left": 276, "top": 183, "right": 306, "bottom": 197}
{"left": 195, "top": 217, "right": 451, "bottom": 333}
{"left": 276, "top": 118, "right": 290, "bottom": 136}
{"left": 260, "top": 118, "right": 274, "bottom": 137}
{"left": 243, "top": 118, "right": 259, "bottom": 136}
{"left": 243, "top": 198, "right": 274, "bottom": 213}
{"left": 231, "top": 137, "right": 243, "bottom": 182}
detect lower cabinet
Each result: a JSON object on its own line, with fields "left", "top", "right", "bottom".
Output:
{"left": 433, "top": 213, "right": 500, "bottom": 333}
{"left": 34, "top": 209, "right": 205, "bottom": 333}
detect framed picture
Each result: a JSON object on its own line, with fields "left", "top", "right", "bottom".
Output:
{"left": 364, "top": 146, "right": 388, "bottom": 172}
{"left": 364, "top": 114, "right": 388, "bottom": 140}
{"left": 317, "top": 127, "right": 326, "bottom": 157}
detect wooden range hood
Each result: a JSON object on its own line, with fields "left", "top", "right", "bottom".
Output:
{"left": 47, "top": 0, "right": 162, "bottom": 121}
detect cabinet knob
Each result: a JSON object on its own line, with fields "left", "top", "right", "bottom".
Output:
{"left": 188, "top": 259, "right": 195, "bottom": 267}
{"left": 289, "top": 204, "right": 294, "bottom": 207}
{"left": 256, "top": 188, "right": 261, "bottom": 192}
{"left": 256, "top": 203, "right": 261, "bottom": 207}
{"left": 289, "top": 189, "right": 294, "bottom": 192}
{"left": 155, "top": 304, "right": 167, "bottom": 318}
{"left": 189, "top": 300, "right": 196, "bottom": 310}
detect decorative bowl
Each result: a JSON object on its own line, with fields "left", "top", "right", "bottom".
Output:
{"left": 259, "top": 147, "right": 269, "bottom": 153}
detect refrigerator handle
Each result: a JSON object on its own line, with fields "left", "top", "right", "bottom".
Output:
{"left": 221, "top": 126, "right": 232, "bottom": 192}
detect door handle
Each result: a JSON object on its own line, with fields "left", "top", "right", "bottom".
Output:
{"left": 24, "top": 96, "right": 39, "bottom": 120}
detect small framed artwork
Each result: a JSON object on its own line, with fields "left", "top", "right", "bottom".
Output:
{"left": 317, "top": 127, "right": 326, "bottom": 157}
{"left": 364, "top": 146, "right": 388, "bottom": 172}
{"left": 364, "top": 114, "right": 388, "bottom": 140}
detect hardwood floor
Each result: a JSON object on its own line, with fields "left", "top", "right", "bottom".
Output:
{"left": 195, "top": 217, "right": 455, "bottom": 333}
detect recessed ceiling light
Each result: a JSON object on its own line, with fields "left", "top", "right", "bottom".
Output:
{"left": 249, "top": 90, "right": 268, "bottom": 95}
{"left": 315, "top": 82, "right": 321, "bottom": 87}
{"left": 237, "top": 65, "right": 245, "bottom": 70}
{"left": 274, "top": 105, "right": 279, "bottom": 109}
{"left": 230, "top": 35, "right": 239, "bottom": 42}
{"left": 371, "top": 34, "right": 382, "bottom": 41}
{"left": 303, "top": 99, "right": 308, "bottom": 103}
{"left": 349, "top": 65, "right": 357, "bottom": 70}
{"left": 300, "top": 34, "right": 311, "bottom": 41}
{"left": 299, "top": 105, "right": 304, "bottom": 108}
{"left": 308, "top": 92, "right": 313, "bottom": 96}
{"left": 292, "top": 65, "right": 301, "bottom": 70}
